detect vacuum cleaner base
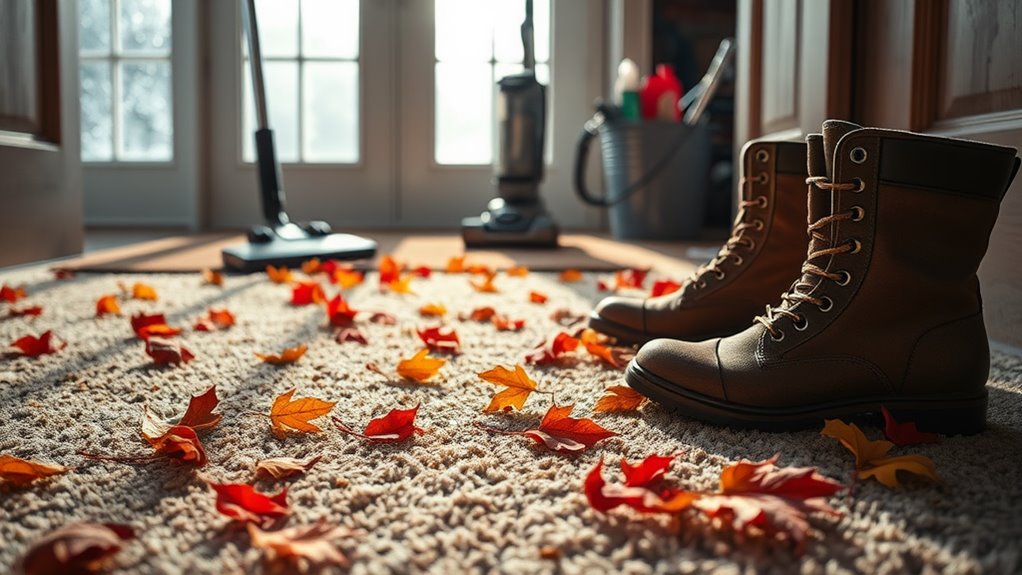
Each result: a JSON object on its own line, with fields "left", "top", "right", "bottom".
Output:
{"left": 461, "top": 215, "right": 559, "bottom": 248}
{"left": 222, "top": 233, "right": 377, "bottom": 272}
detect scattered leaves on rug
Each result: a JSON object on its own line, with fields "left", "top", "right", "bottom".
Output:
{"left": 254, "top": 456, "right": 324, "bottom": 481}
{"left": 594, "top": 386, "right": 646, "bottom": 413}
{"left": 333, "top": 405, "right": 424, "bottom": 443}
{"left": 209, "top": 482, "right": 289, "bottom": 528}
{"left": 396, "top": 349, "right": 446, "bottom": 383}
{"left": 268, "top": 389, "right": 336, "bottom": 439}
{"left": 256, "top": 344, "right": 308, "bottom": 365}
{"left": 0, "top": 455, "right": 69, "bottom": 487}
{"left": 821, "top": 419, "right": 939, "bottom": 488}
{"left": 17, "top": 522, "right": 135, "bottom": 575}
{"left": 11, "top": 331, "right": 66, "bottom": 357}
{"left": 247, "top": 520, "right": 350, "bottom": 569}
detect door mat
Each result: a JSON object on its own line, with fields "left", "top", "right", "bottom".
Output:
{"left": 57, "top": 231, "right": 719, "bottom": 275}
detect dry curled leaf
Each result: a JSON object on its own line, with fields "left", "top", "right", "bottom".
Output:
{"left": 254, "top": 456, "right": 323, "bottom": 480}
{"left": 593, "top": 386, "right": 646, "bottom": 413}
{"left": 580, "top": 329, "right": 623, "bottom": 368}
{"left": 210, "top": 482, "right": 289, "bottom": 528}
{"left": 821, "top": 419, "right": 939, "bottom": 488}
{"left": 269, "top": 388, "right": 336, "bottom": 439}
{"left": 247, "top": 520, "right": 350, "bottom": 569}
{"left": 1, "top": 284, "right": 27, "bottom": 303}
{"left": 367, "top": 311, "right": 397, "bottom": 325}
{"left": 396, "top": 349, "right": 446, "bottom": 383}
{"left": 478, "top": 364, "right": 539, "bottom": 413}
{"left": 95, "top": 295, "right": 121, "bottom": 317}
{"left": 11, "top": 331, "right": 66, "bottom": 357}
{"left": 335, "top": 327, "right": 368, "bottom": 345}
{"left": 145, "top": 425, "right": 207, "bottom": 466}
{"left": 290, "top": 281, "right": 325, "bottom": 306}
{"left": 142, "top": 385, "right": 222, "bottom": 441}
{"left": 333, "top": 405, "right": 424, "bottom": 443}
{"left": 529, "top": 290, "right": 548, "bottom": 304}
{"left": 445, "top": 256, "right": 466, "bottom": 273}
{"left": 144, "top": 337, "right": 194, "bottom": 366}
{"left": 524, "top": 331, "right": 579, "bottom": 365}
{"left": 559, "top": 269, "right": 583, "bottom": 282}
{"left": 416, "top": 325, "right": 461, "bottom": 353}
{"left": 418, "top": 302, "right": 447, "bottom": 317}
{"left": 470, "top": 272, "right": 499, "bottom": 293}
{"left": 193, "top": 308, "right": 235, "bottom": 331}
{"left": 505, "top": 266, "right": 529, "bottom": 277}
{"left": 332, "top": 267, "right": 365, "bottom": 289}
{"left": 202, "top": 269, "right": 224, "bottom": 286}
{"left": 461, "top": 306, "right": 496, "bottom": 322}
{"left": 121, "top": 282, "right": 158, "bottom": 301}
{"left": 585, "top": 454, "right": 697, "bottom": 514}
{"left": 379, "top": 254, "right": 402, "bottom": 284}
{"left": 326, "top": 294, "right": 358, "bottom": 327}
{"left": 17, "top": 522, "right": 135, "bottom": 575}
{"left": 256, "top": 344, "right": 308, "bottom": 365}
{"left": 266, "top": 265, "right": 293, "bottom": 284}
{"left": 0, "top": 455, "right": 68, "bottom": 487}
{"left": 8, "top": 305, "right": 43, "bottom": 317}
{"left": 477, "top": 404, "right": 617, "bottom": 453}
{"left": 881, "top": 406, "right": 940, "bottom": 446}
{"left": 130, "top": 312, "right": 168, "bottom": 338}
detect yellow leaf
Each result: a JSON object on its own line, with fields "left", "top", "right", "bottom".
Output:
{"left": 256, "top": 344, "right": 308, "bottom": 365}
{"left": 0, "top": 454, "right": 68, "bottom": 487}
{"left": 821, "top": 419, "right": 892, "bottom": 468}
{"left": 269, "top": 388, "right": 336, "bottom": 439}
{"left": 593, "top": 386, "right": 645, "bottom": 413}
{"left": 859, "top": 454, "right": 940, "bottom": 488}
{"left": 396, "top": 349, "right": 445, "bottom": 382}
{"left": 334, "top": 268, "right": 364, "bottom": 289}
{"left": 479, "top": 364, "right": 538, "bottom": 413}
{"left": 387, "top": 275, "right": 415, "bottom": 294}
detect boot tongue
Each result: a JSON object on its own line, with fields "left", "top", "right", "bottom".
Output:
{"left": 822, "top": 119, "right": 863, "bottom": 177}
{"left": 805, "top": 133, "right": 829, "bottom": 227}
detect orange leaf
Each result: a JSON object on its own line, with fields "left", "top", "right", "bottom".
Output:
{"left": 247, "top": 520, "right": 350, "bottom": 568}
{"left": 130, "top": 312, "right": 168, "bottom": 338}
{"left": 585, "top": 455, "right": 697, "bottom": 513}
{"left": 396, "top": 348, "right": 446, "bottom": 382}
{"left": 269, "top": 388, "right": 336, "bottom": 439}
{"left": 291, "top": 281, "right": 325, "bottom": 306}
{"left": 301, "top": 257, "right": 322, "bottom": 275}
{"left": 821, "top": 419, "right": 939, "bottom": 487}
{"left": 492, "top": 314, "right": 525, "bottom": 332}
{"left": 479, "top": 404, "right": 617, "bottom": 453}
{"left": 143, "top": 385, "right": 222, "bottom": 440}
{"left": 11, "top": 331, "right": 66, "bottom": 357}
{"left": 386, "top": 275, "right": 415, "bottom": 294}
{"left": 333, "top": 404, "right": 424, "bottom": 443}
{"left": 194, "top": 308, "right": 236, "bottom": 331}
{"left": 650, "top": 279, "right": 682, "bottom": 297}
{"left": 379, "top": 254, "right": 402, "bottom": 285}
{"left": 594, "top": 385, "right": 646, "bottom": 413}
{"left": 470, "top": 272, "right": 499, "bottom": 293}
{"left": 96, "top": 294, "right": 121, "bottom": 316}
{"left": 445, "top": 255, "right": 466, "bottom": 273}
{"left": 524, "top": 331, "right": 580, "bottom": 365}
{"left": 881, "top": 406, "right": 940, "bottom": 446}
{"left": 326, "top": 294, "right": 358, "bottom": 327}
{"left": 416, "top": 325, "right": 461, "bottom": 353}
{"left": 254, "top": 455, "right": 323, "bottom": 480}
{"left": 580, "top": 329, "right": 623, "bottom": 369}
{"left": 266, "top": 265, "right": 293, "bottom": 284}
{"left": 202, "top": 268, "right": 224, "bottom": 286}
{"left": 1, "top": 284, "right": 27, "bottom": 303}
{"left": 332, "top": 267, "right": 365, "bottom": 289}
{"left": 18, "top": 523, "right": 135, "bottom": 575}
{"left": 479, "top": 364, "right": 538, "bottom": 412}
{"left": 462, "top": 306, "right": 496, "bottom": 322}
{"left": 138, "top": 323, "right": 182, "bottom": 339}
{"left": 256, "top": 344, "right": 308, "bottom": 365}
{"left": 144, "top": 337, "right": 194, "bottom": 366}
{"left": 505, "top": 266, "right": 529, "bottom": 277}
{"left": 419, "top": 302, "right": 447, "bottom": 317}
{"left": 8, "top": 305, "right": 43, "bottom": 317}
{"left": 147, "top": 425, "right": 207, "bottom": 466}
{"left": 693, "top": 455, "right": 843, "bottom": 554}
{"left": 529, "top": 291, "right": 548, "bottom": 304}
{"left": 210, "top": 482, "right": 289, "bottom": 527}
{"left": 126, "top": 282, "right": 158, "bottom": 301}
{"left": 0, "top": 455, "right": 68, "bottom": 487}
{"left": 558, "top": 269, "right": 583, "bottom": 282}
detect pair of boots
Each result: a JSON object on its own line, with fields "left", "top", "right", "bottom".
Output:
{"left": 590, "top": 120, "right": 1020, "bottom": 434}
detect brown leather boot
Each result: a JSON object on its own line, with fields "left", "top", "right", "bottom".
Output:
{"left": 589, "top": 139, "right": 809, "bottom": 345}
{"left": 626, "top": 120, "right": 1020, "bottom": 434}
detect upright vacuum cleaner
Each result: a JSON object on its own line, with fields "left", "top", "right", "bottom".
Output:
{"left": 222, "top": 0, "right": 377, "bottom": 272}
{"left": 461, "top": 0, "right": 559, "bottom": 248}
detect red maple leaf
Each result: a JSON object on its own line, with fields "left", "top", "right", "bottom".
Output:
{"left": 585, "top": 455, "right": 697, "bottom": 513}
{"left": 476, "top": 404, "right": 617, "bottom": 453}
{"left": 130, "top": 312, "right": 169, "bottom": 338}
{"left": 325, "top": 294, "right": 358, "bottom": 327}
{"left": 290, "top": 281, "right": 325, "bottom": 306}
{"left": 209, "top": 483, "right": 289, "bottom": 528}
{"left": 523, "top": 331, "right": 580, "bottom": 364}
{"left": 881, "top": 407, "right": 940, "bottom": 446}
{"left": 11, "top": 331, "right": 66, "bottom": 357}
{"left": 333, "top": 405, "right": 424, "bottom": 443}
{"left": 417, "top": 325, "right": 461, "bottom": 353}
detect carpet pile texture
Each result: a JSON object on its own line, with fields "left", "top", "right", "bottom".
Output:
{"left": 1, "top": 266, "right": 1020, "bottom": 574}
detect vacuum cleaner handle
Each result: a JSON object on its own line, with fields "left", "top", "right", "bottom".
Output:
{"left": 574, "top": 120, "right": 611, "bottom": 207}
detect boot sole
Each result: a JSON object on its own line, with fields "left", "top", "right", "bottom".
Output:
{"left": 626, "top": 361, "right": 988, "bottom": 435}
{"left": 587, "top": 313, "right": 655, "bottom": 345}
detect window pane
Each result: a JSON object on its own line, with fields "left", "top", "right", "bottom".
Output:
{"left": 533, "top": 0, "right": 550, "bottom": 63}
{"left": 435, "top": 63, "right": 492, "bottom": 164}
{"left": 435, "top": 0, "right": 492, "bottom": 62}
{"left": 119, "top": 0, "right": 171, "bottom": 53}
{"left": 120, "top": 61, "right": 172, "bottom": 160}
{"left": 303, "top": 62, "right": 359, "bottom": 163}
{"left": 250, "top": 0, "right": 298, "bottom": 58}
{"left": 302, "top": 0, "right": 359, "bottom": 59}
{"left": 79, "top": 0, "right": 111, "bottom": 53}
{"left": 492, "top": 1, "right": 524, "bottom": 63}
{"left": 243, "top": 62, "right": 299, "bottom": 163}
{"left": 80, "top": 61, "right": 113, "bottom": 161}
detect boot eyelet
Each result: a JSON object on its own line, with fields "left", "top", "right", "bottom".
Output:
{"left": 770, "top": 329, "right": 785, "bottom": 342}
{"left": 850, "top": 147, "right": 867, "bottom": 164}
{"left": 848, "top": 238, "right": 862, "bottom": 254}
{"left": 818, "top": 296, "right": 834, "bottom": 312}
{"left": 792, "top": 314, "right": 809, "bottom": 331}
{"left": 756, "top": 149, "right": 770, "bottom": 163}
{"left": 835, "top": 270, "right": 852, "bottom": 286}
{"left": 696, "top": 280, "right": 707, "bottom": 289}
{"left": 850, "top": 206, "right": 865, "bottom": 221}
{"left": 753, "top": 219, "right": 765, "bottom": 231}
{"left": 732, "top": 255, "right": 744, "bottom": 266}
{"left": 714, "top": 270, "right": 726, "bottom": 280}
{"left": 756, "top": 195, "right": 768, "bottom": 208}
{"left": 745, "top": 239, "right": 757, "bottom": 250}
{"left": 851, "top": 178, "right": 865, "bottom": 192}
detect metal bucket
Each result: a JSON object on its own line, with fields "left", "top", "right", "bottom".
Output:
{"left": 574, "top": 117, "right": 711, "bottom": 240}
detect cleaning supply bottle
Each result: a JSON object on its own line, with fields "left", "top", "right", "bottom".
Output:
{"left": 614, "top": 58, "right": 641, "bottom": 120}
{"left": 639, "top": 64, "right": 683, "bottom": 121}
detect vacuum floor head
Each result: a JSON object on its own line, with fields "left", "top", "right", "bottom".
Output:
{"left": 222, "top": 233, "right": 377, "bottom": 272}
{"left": 461, "top": 199, "right": 559, "bottom": 248}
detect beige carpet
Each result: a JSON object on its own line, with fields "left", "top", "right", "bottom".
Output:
{"left": 1, "top": 266, "right": 1021, "bottom": 574}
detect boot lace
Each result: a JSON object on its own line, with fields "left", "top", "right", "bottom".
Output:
{"left": 687, "top": 175, "right": 768, "bottom": 288}
{"left": 755, "top": 176, "right": 861, "bottom": 339}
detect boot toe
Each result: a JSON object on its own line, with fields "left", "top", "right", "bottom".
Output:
{"left": 633, "top": 338, "right": 726, "bottom": 400}
{"left": 592, "top": 295, "right": 645, "bottom": 331}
